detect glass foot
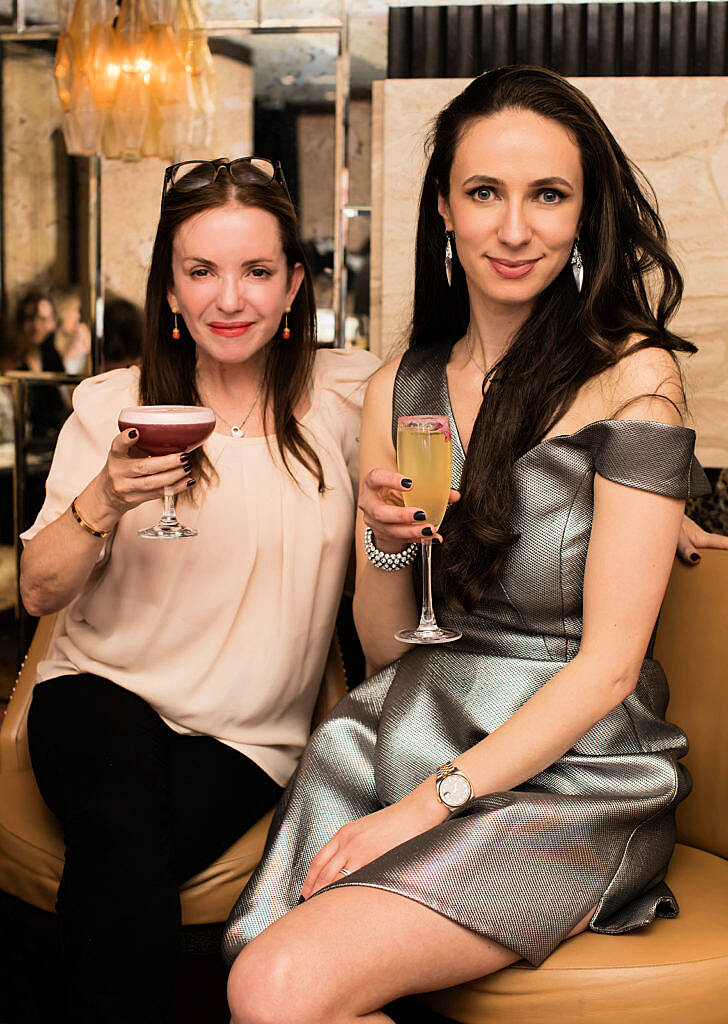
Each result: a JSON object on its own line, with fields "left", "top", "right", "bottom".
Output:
{"left": 138, "top": 522, "right": 198, "bottom": 539}
{"left": 395, "top": 626, "right": 462, "bottom": 645}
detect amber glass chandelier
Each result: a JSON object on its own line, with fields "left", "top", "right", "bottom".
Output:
{"left": 54, "top": 0, "right": 215, "bottom": 160}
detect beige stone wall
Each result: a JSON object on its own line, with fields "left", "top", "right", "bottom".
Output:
{"left": 2, "top": 43, "right": 71, "bottom": 316}
{"left": 370, "top": 77, "right": 728, "bottom": 466}
{"left": 101, "top": 56, "right": 254, "bottom": 308}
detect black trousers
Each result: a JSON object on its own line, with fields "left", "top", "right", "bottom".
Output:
{"left": 27, "top": 673, "right": 282, "bottom": 1024}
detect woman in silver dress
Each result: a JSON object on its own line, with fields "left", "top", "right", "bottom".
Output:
{"left": 224, "top": 67, "right": 717, "bottom": 1021}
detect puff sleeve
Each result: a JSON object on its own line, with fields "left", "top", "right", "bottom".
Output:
{"left": 20, "top": 367, "right": 139, "bottom": 543}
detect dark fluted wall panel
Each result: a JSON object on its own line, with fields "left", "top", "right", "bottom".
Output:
{"left": 388, "top": 2, "right": 728, "bottom": 77}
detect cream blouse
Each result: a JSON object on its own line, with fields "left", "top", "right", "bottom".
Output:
{"left": 21, "top": 348, "right": 380, "bottom": 785}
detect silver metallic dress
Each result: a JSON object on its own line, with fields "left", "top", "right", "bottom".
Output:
{"left": 223, "top": 345, "right": 709, "bottom": 968}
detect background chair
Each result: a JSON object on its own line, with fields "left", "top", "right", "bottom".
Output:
{"left": 419, "top": 549, "right": 728, "bottom": 1024}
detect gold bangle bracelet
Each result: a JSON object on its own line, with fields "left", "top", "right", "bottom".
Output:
{"left": 70, "top": 497, "right": 112, "bottom": 539}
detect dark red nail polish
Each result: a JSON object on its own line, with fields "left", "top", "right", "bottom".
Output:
{"left": 422, "top": 526, "right": 433, "bottom": 537}
{"left": 187, "top": 478, "right": 196, "bottom": 487}
{"left": 184, "top": 465, "right": 192, "bottom": 474}
{"left": 128, "top": 429, "right": 138, "bottom": 439}
{"left": 401, "top": 478, "right": 413, "bottom": 489}
{"left": 414, "top": 510, "right": 426, "bottom": 522}
{"left": 180, "top": 453, "right": 190, "bottom": 464}
{"left": 690, "top": 552, "right": 700, "bottom": 562}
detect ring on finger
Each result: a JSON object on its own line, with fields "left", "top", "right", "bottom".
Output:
{"left": 339, "top": 866, "right": 350, "bottom": 876}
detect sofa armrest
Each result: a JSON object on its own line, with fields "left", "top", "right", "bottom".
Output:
{"left": 0, "top": 613, "right": 59, "bottom": 772}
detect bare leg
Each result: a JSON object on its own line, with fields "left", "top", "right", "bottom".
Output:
{"left": 227, "top": 885, "right": 594, "bottom": 1024}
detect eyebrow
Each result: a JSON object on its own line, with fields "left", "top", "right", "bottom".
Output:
{"left": 461, "top": 174, "right": 575, "bottom": 190}
{"left": 181, "top": 256, "right": 277, "bottom": 267}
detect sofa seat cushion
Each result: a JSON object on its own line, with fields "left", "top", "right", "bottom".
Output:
{"left": 421, "top": 843, "right": 728, "bottom": 1024}
{"left": 0, "top": 766, "right": 274, "bottom": 926}
{"left": 179, "top": 809, "right": 274, "bottom": 926}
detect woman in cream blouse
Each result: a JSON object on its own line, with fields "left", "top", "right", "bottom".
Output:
{"left": 19, "top": 157, "right": 378, "bottom": 1024}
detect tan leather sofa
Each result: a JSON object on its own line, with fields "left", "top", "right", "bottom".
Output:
{"left": 420, "top": 549, "right": 728, "bottom": 1023}
{"left": 0, "top": 613, "right": 347, "bottom": 928}
{"left": 2, "top": 555, "right": 727, "bottom": 1023}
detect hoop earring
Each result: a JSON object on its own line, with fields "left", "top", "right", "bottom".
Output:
{"left": 282, "top": 306, "right": 291, "bottom": 339}
{"left": 445, "top": 231, "right": 454, "bottom": 288}
{"left": 571, "top": 239, "right": 584, "bottom": 293}
{"left": 171, "top": 307, "right": 181, "bottom": 340}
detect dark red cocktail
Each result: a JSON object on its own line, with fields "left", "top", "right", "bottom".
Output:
{"left": 118, "top": 406, "right": 215, "bottom": 455}
{"left": 118, "top": 406, "right": 216, "bottom": 539}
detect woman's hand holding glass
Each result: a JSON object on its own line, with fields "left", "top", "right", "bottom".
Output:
{"left": 358, "top": 467, "right": 460, "bottom": 549}
{"left": 91, "top": 429, "right": 194, "bottom": 527}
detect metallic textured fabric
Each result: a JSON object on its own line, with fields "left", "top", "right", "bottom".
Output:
{"left": 223, "top": 345, "right": 710, "bottom": 969}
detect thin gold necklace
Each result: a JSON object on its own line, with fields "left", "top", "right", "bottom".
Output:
{"left": 464, "top": 332, "right": 487, "bottom": 376}
{"left": 207, "top": 378, "right": 265, "bottom": 438}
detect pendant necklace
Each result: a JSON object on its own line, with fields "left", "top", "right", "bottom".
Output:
{"left": 208, "top": 377, "right": 265, "bottom": 438}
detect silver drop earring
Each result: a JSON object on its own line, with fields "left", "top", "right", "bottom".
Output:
{"left": 571, "top": 238, "right": 584, "bottom": 293}
{"left": 445, "top": 231, "right": 454, "bottom": 288}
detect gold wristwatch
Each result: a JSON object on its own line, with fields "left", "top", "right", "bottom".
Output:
{"left": 435, "top": 760, "right": 473, "bottom": 811}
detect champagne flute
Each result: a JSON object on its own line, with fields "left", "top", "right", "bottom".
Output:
{"left": 118, "top": 406, "right": 215, "bottom": 538}
{"left": 395, "top": 415, "right": 462, "bottom": 644}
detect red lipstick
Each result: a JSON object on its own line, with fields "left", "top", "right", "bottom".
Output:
{"left": 208, "top": 322, "right": 253, "bottom": 338}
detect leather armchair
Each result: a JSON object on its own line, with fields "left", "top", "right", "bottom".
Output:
{"left": 0, "top": 613, "right": 348, "bottom": 928}
{"left": 420, "top": 550, "right": 728, "bottom": 1023}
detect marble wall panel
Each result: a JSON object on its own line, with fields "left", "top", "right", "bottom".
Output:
{"left": 2, "top": 44, "right": 71, "bottom": 317}
{"left": 101, "top": 56, "right": 253, "bottom": 308}
{"left": 370, "top": 77, "right": 728, "bottom": 466}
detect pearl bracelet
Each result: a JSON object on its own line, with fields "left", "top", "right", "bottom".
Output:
{"left": 364, "top": 526, "right": 419, "bottom": 572}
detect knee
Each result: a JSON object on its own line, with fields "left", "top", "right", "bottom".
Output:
{"left": 301, "top": 714, "right": 346, "bottom": 772}
{"left": 227, "top": 942, "right": 317, "bottom": 1024}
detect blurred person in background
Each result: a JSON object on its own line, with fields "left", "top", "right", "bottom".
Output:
{"left": 53, "top": 288, "right": 91, "bottom": 376}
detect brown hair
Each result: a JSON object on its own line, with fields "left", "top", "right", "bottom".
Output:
{"left": 412, "top": 66, "right": 695, "bottom": 612}
{"left": 140, "top": 160, "right": 323, "bottom": 493}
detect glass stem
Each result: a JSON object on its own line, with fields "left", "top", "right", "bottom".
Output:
{"left": 161, "top": 486, "right": 179, "bottom": 526}
{"left": 418, "top": 539, "right": 438, "bottom": 631}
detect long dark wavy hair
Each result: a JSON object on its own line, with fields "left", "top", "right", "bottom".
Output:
{"left": 413, "top": 66, "right": 696, "bottom": 612}
{"left": 140, "top": 161, "right": 323, "bottom": 494}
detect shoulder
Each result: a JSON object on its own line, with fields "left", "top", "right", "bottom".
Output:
{"left": 312, "top": 347, "right": 381, "bottom": 418}
{"left": 600, "top": 340, "right": 685, "bottom": 427}
{"left": 359, "top": 354, "right": 406, "bottom": 459}
{"left": 314, "top": 346, "right": 381, "bottom": 386}
{"left": 362, "top": 353, "right": 404, "bottom": 411}
{"left": 72, "top": 366, "right": 139, "bottom": 414}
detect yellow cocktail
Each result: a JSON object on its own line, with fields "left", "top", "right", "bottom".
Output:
{"left": 397, "top": 417, "right": 453, "bottom": 530}
{"left": 395, "top": 415, "right": 461, "bottom": 644}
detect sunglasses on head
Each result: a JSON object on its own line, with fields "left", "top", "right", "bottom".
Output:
{"left": 160, "top": 157, "right": 291, "bottom": 211}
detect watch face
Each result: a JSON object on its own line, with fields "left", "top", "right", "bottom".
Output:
{"left": 439, "top": 772, "right": 471, "bottom": 807}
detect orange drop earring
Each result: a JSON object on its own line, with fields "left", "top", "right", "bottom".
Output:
{"left": 282, "top": 306, "right": 291, "bottom": 340}
{"left": 172, "top": 307, "right": 181, "bottom": 340}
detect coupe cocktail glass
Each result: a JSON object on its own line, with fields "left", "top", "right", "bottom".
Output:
{"left": 118, "top": 406, "right": 215, "bottom": 539}
{"left": 395, "top": 415, "right": 462, "bottom": 643}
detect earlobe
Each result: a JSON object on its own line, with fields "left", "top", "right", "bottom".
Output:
{"left": 437, "top": 192, "right": 453, "bottom": 232}
{"left": 287, "top": 262, "right": 305, "bottom": 306}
